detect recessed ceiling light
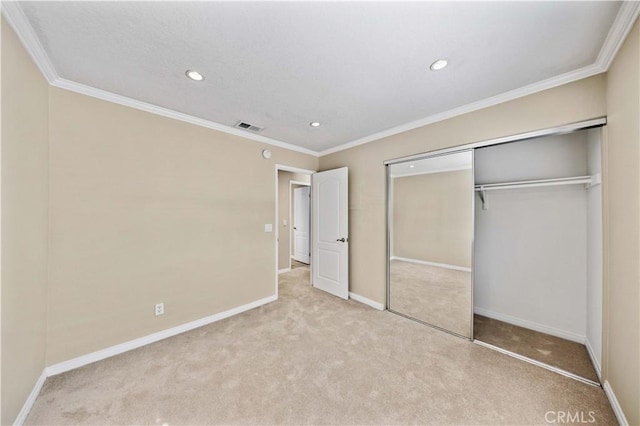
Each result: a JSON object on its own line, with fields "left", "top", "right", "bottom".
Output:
{"left": 310, "top": 122, "right": 321, "bottom": 127}
{"left": 409, "top": 164, "right": 415, "bottom": 168}
{"left": 429, "top": 59, "right": 448, "bottom": 71}
{"left": 185, "top": 70, "right": 204, "bottom": 81}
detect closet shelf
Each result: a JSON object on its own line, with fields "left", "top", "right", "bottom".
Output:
{"left": 475, "top": 175, "right": 599, "bottom": 210}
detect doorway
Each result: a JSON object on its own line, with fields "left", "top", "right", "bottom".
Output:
{"left": 275, "top": 165, "right": 314, "bottom": 297}
{"left": 292, "top": 184, "right": 311, "bottom": 265}
{"left": 275, "top": 164, "right": 350, "bottom": 301}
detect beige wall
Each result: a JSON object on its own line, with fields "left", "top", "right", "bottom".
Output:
{"left": 46, "top": 88, "right": 318, "bottom": 365}
{"left": 604, "top": 18, "right": 640, "bottom": 425}
{"left": 320, "top": 74, "right": 606, "bottom": 303}
{"left": 277, "top": 171, "right": 310, "bottom": 270}
{"left": 1, "top": 20, "right": 50, "bottom": 425}
{"left": 4, "top": 10, "right": 640, "bottom": 423}
{"left": 392, "top": 170, "right": 473, "bottom": 267}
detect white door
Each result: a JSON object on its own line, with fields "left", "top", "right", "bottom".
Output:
{"left": 312, "top": 167, "right": 349, "bottom": 299}
{"left": 293, "top": 186, "right": 310, "bottom": 264}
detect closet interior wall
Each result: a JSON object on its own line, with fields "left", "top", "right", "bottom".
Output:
{"left": 473, "top": 128, "right": 602, "bottom": 372}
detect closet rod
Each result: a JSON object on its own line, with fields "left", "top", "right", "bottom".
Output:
{"left": 474, "top": 176, "right": 593, "bottom": 192}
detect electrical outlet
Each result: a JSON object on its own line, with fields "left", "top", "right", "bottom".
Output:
{"left": 155, "top": 303, "right": 164, "bottom": 316}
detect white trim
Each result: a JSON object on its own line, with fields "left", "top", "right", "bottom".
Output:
{"left": 323, "top": 3, "right": 640, "bottom": 157}
{"left": 349, "top": 292, "right": 385, "bottom": 311}
{"left": 12, "top": 371, "right": 47, "bottom": 426}
{"left": 319, "top": 64, "right": 604, "bottom": 156}
{"left": 597, "top": 1, "right": 640, "bottom": 71}
{"left": 275, "top": 165, "right": 316, "bottom": 298}
{"left": 278, "top": 268, "right": 291, "bottom": 274}
{"left": 1, "top": 2, "right": 57, "bottom": 83}
{"left": 53, "top": 78, "right": 318, "bottom": 157}
{"left": 473, "top": 307, "right": 586, "bottom": 344}
{"left": 1, "top": 3, "right": 318, "bottom": 158}
{"left": 45, "top": 295, "right": 276, "bottom": 376}
{"left": 391, "top": 256, "right": 472, "bottom": 273}
{"left": 5, "top": 1, "right": 637, "bottom": 157}
{"left": 585, "top": 338, "right": 602, "bottom": 380}
{"left": 275, "top": 165, "right": 317, "bottom": 175}
{"left": 604, "top": 381, "right": 629, "bottom": 426}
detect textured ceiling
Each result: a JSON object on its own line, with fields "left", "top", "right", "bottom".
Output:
{"left": 19, "top": 1, "right": 621, "bottom": 153}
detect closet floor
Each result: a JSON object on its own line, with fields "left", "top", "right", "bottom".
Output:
{"left": 473, "top": 315, "right": 599, "bottom": 382}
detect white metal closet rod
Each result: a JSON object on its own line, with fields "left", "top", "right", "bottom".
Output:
{"left": 474, "top": 176, "right": 593, "bottom": 191}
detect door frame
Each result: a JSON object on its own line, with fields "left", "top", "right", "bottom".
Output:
{"left": 290, "top": 180, "right": 311, "bottom": 268}
{"left": 275, "top": 164, "right": 316, "bottom": 299}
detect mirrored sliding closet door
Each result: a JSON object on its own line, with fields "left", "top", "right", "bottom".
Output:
{"left": 387, "top": 150, "right": 474, "bottom": 338}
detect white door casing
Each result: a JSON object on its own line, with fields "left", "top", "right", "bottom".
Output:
{"left": 293, "top": 186, "right": 310, "bottom": 264}
{"left": 312, "top": 167, "right": 349, "bottom": 299}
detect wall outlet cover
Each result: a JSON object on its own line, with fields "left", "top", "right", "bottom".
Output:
{"left": 155, "top": 303, "right": 165, "bottom": 316}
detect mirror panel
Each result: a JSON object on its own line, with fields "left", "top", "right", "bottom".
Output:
{"left": 388, "top": 150, "right": 474, "bottom": 338}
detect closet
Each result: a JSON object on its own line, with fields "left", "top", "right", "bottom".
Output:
{"left": 386, "top": 122, "right": 603, "bottom": 384}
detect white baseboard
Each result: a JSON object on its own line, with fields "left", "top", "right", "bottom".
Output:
{"left": 349, "top": 292, "right": 385, "bottom": 311}
{"left": 13, "top": 370, "right": 46, "bottom": 425}
{"left": 584, "top": 338, "right": 602, "bottom": 380}
{"left": 278, "top": 268, "right": 291, "bottom": 274}
{"left": 474, "top": 307, "right": 585, "bottom": 344}
{"left": 391, "top": 256, "right": 471, "bottom": 272}
{"left": 604, "top": 380, "right": 628, "bottom": 426}
{"left": 46, "top": 295, "right": 277, "bottom": 376}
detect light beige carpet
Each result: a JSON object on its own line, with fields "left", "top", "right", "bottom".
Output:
{"left": 389, "top": 260, "right": 472, "bottom": 337}
{"left": 26, "top": 268, "right": 616, "bottom": 425}
{"left": 474, "top": 315, "right": 599, "bottom": 383}
{"left": 291, "top": 259, "right": 308, "bottom": 269}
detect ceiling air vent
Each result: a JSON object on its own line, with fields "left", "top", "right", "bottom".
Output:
{"left": 235, "top": 121, "right": 264, "bottom": 132}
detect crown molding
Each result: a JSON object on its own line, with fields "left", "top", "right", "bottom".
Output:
{"left": 5, "top": 1, "right": 639, "bottom": 158}
{"left": 2, "top": 2, "right": 319, "bottom": 158}
{"left": 52, "top": 78, "right": 319, "bottom": 157}
{"left": 2, "top": 1, "right": 57, "bottom": 83}
{"left": 320, "top": 1, "right": 640, "bottom": 157}
{"left": 319, "top": 63, "right": 603, "bottom": 156}
{"left": 597, "top": 0, "right": 640, "bottom": 71}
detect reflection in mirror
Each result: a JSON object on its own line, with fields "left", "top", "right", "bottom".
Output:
{"left": 388, "top": 151, "right": 474, "bottom": 338}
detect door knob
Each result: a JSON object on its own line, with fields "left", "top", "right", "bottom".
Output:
{"left": 337, "top": 238, "right": 346, "bottom": 242}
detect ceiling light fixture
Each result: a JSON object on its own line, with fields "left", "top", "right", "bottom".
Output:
{"left": 185, "top": 70, "right": 204, "bottom": 81}
{"left": 429, "top": 59, "right": 448, "bottom": 71}
{"left": 409, "top": 164, "right": 415, "bottom": 168}
{"left": 310, "top": 122, "right": 321, "bottom": 127}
